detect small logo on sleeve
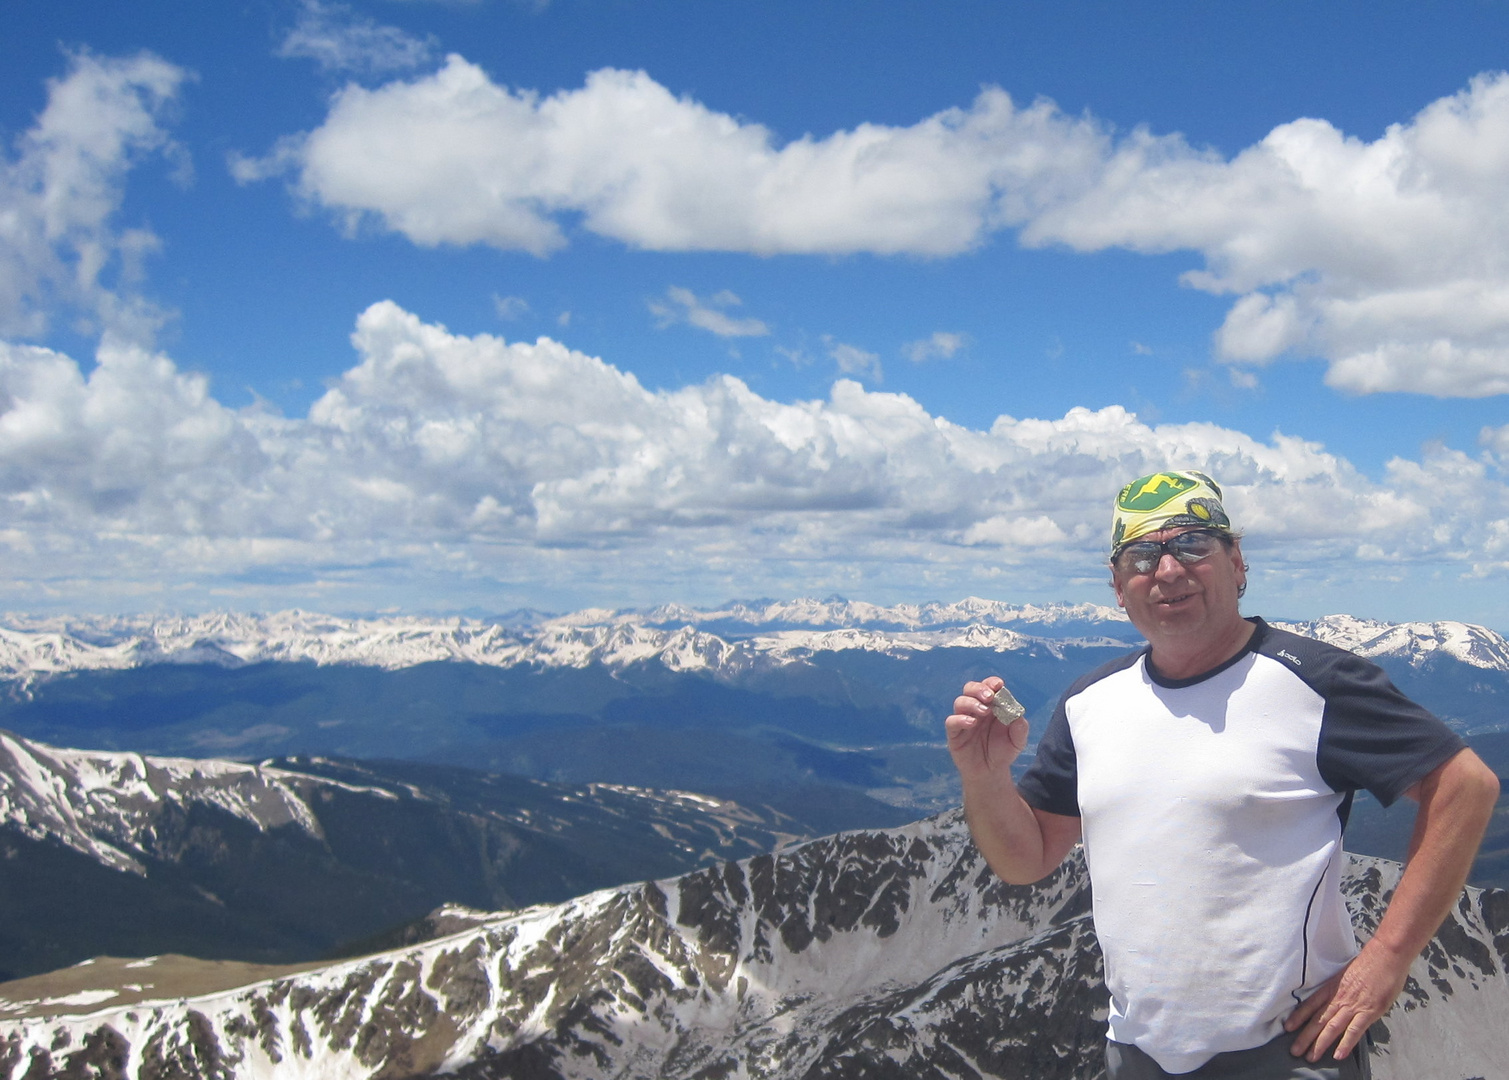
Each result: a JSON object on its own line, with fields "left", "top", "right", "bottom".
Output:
{"left": 1277, "top": 649, "right": 1301, "bottom": 666}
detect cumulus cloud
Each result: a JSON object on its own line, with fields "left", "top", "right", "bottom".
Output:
{"left": 902, "top": 331, "right": 969, "bottom": 363}
{"left": 236, "top": 57, "right": 1100, "bottom": 257}
{"left": 1481, "top": 424, "right": 1509, "bottom": 467}
{"left": 278, "top": 1, "right": 436, "bottom": 76}
{"left": 649, "top": 287, "right": 769, "bottom": 337}
{"left": 1023, "top": 74, "right": 1509, "bottom": 399}
{"left": 2, "top": 302, "right": 1505, "bottom": 610}
{"left": 0, "top": 51, "right": 187, "bottom": 344}
{"left": 238, "top": 60, "right": 1509, "bottom": 397}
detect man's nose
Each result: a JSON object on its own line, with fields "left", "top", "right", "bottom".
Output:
{"left": 1155, "top": 552, "right": 1185, "bottom": 578}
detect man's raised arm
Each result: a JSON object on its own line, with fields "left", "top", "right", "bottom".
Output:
{"left": 946, "top": 676, "right": 1081, "bottom": 884}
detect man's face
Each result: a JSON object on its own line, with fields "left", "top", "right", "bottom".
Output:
{"left": 1111, "top": 526, "right": 1247, "bottom": 648}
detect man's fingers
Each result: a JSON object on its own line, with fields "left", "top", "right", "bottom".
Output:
{"left": 953, "top": 679, "right": 1004, "bottom": 718}
{"left": 1286, "top": 971, "right": 1339, "bottom": 1058}
{"left": 953, "top": 694, "right": 987, "bottom": 716}
{"left": 1329, "top": 1015, "right": 1371, "bottom": 1062}
{"left": 944, "top": 713, "right": 976, "bottom": 742}
{"left": 958, "top": 680, "right": 999, "bottom": 706}
{"left": 1302, "top": 1011, "right": 1347, "bottom": 1062}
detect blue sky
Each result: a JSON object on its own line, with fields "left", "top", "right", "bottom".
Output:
{"left": 2, "top": 0, "right": 1508, "bottom": 627}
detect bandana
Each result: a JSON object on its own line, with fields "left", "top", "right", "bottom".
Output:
{"left": 1110, "top": 470, "right": 1232, "bottom": 553}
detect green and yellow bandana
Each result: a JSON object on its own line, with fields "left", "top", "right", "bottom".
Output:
{"left": 1110, "top": 470, "right": 1232, "bottom": 554}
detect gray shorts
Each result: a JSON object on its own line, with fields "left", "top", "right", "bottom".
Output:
{"left": 1105, "top": 1031, "right": 1371, "bottom": 1079}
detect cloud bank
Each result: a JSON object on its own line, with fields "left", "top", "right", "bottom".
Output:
{"left": 2, "top": 302, "right": 1504, "bottom": 610}
{"left": 243, "top": 59, "right": 1509, "bottom": 397}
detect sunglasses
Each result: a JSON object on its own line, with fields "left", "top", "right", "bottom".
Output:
{"left": 1112, "top": 529, "right": 1228, "bottom": 575}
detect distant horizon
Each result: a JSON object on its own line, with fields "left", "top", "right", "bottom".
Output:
{"left": 3, "top": 596, "right": 1505, "bottom": 638}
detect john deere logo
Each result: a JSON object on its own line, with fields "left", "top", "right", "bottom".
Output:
{"left": 1117, "top": 472, "right": 1199, "bottom": 512}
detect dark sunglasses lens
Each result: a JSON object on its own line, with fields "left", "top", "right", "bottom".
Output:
{"left": 1116, "top": 532, "right": 1221, "bottom": 573}
{"left": 1117, "top": 543, "right": 1162, "bottom": 574}
{"left": 1170, "top": 532, "right": 1221, "bottom": 560}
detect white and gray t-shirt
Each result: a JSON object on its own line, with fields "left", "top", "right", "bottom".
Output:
{"left": 1017, "top": 618, "right": 1464, "bottom": 1074}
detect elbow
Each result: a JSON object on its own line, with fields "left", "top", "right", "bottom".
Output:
{"left": 1452, "top": 750, "right": 1501, "bottom": 824}
{"left": 1478, "top": 764, "right": 1501, "bottom": 809}
{"left": 1463, "top": 750, "right": 1500, "bottom": 804}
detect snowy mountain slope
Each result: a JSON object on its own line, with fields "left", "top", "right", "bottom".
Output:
{"left": 0, "top": 731, "right": 382, "bottom": 875}
{"left": 1, "top": 812, "right": 1503, "bottom": 1080}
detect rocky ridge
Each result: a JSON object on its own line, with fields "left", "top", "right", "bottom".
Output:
{"left": 1, "top": 813, "right": 1504, "bottom": 1080}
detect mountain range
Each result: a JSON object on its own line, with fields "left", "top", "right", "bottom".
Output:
{"left": 1, "top": 811, "right": 1503, "bottom": 1080}
{"left": 5, "top": 601, "right": 1509, "bottom": 687}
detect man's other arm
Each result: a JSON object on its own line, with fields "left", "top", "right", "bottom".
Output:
{"left": 946, "top": 677, "right": 1082, "bottom": 885}
{"left": 1286, "top": 746, "right": 1500, "bottom": 1063}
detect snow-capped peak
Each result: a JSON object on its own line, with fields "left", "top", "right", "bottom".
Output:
{"left": 1273, "top": 615, "right": 1509, "bottom": 670}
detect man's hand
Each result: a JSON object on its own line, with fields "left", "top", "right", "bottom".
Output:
{"left": 1284, "top": 940, "right": 1410, "bottom": 1062}
{"left": 945, "top": 677, "right": 1077, "bottom": 885}
{"left": 946, "top": 677, "right": 1030, "bottom": 783}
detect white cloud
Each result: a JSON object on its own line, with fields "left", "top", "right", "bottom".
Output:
{"left": 649, "top": 286, "right": 769, "bottom": 337}
{"left": 824, "top": 336, "right": 882, "bottom": 382}
{"left": 1016, "top": 74, "right": 1509, "bottom": 398}
{"left": 278, "top": 1, "right": 436, "bottom": 76}
{"left": 0, "top": 51, "right": 187, "bottom": 345}
{"left": 240, "top": 61, "right": 1509, "bottom": 397}
{"left": 902, "top": 331, "right": 968, "bottom": 363}
{"left": 3, "top": 302, "right": 1505, "bottom": 612}
{"left": 1483, "top": 424, "right": 1509, "bottom": 461}
{"left": 493, "top": 294, "right": 529, "bottom": 320}
{"left": 240, "top": 57, "right": 1100, "bottom": 257}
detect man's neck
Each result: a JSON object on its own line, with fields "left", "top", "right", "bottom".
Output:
{"left": 1146, "top": 617, "right": 1257, "bottom": 682}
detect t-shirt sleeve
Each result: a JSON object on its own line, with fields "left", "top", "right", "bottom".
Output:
{"left": 1016, "top": 696, "right": 1081, "bottom": 817}
{"left": 1314, "top": 650, "right": 1466, "bottom": 807}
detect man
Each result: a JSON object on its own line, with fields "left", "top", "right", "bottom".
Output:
{"left": 946, "top": 470, "right": 1499, "bottom": 1079}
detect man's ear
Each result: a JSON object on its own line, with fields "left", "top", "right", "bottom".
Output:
{"left": 1230, "top": 539, "right": 1247, "bottom": 592}
{"left": 1110, "top": 568, "right": 1125, "bottom": 608}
